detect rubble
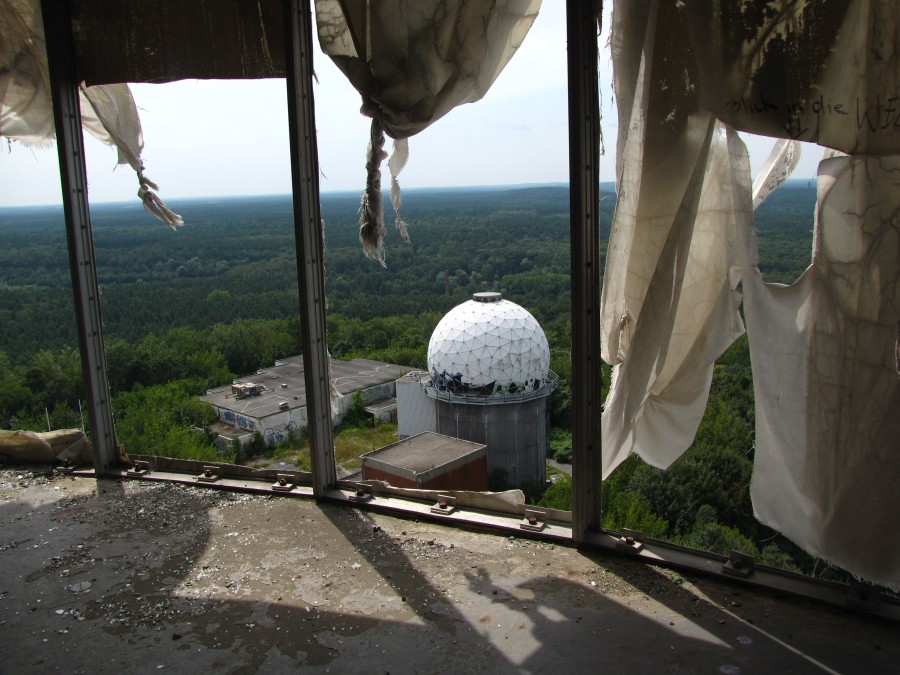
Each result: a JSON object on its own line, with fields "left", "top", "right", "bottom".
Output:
{"left": 0, "top": 466, "right": 897, "bottom": 672}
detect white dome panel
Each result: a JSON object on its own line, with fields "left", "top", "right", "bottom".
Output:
{"left": 428, "top": 294, "right": 551, "bottom": 389}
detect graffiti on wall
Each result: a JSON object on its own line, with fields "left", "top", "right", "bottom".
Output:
{"left": 221, "top": 410, "right": 256, "bottom": 430}
{"left": 263, "top": 420, "right": 299, "bottom": 446}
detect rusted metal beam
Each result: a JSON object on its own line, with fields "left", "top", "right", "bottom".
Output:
{"left": 567, "top": 0, "right": 603, "bottom": 541}
{"left": 283, "top": 0, "right": 336, "bottom": 496}
{"left": 41, "top": 0, "right": 117, "bottom": 473}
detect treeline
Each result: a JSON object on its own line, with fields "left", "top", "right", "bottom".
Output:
{"left": 0, "top": 188, "right": 590, "bottom": 360}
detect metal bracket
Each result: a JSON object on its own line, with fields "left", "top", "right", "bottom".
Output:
{"left": 722, "top": 550, "right": 755, "bottom": 578}
{"left": 616, "top": 528, "right": 645, "bottom": 554}
{"left": 520, "top": 508, "right": 547, "bottom": 532}
{"left": 126, "top": 460, "right": 151, "bottom": 478}
{"left": 431, "top": 494, "right": 458, "bottom": 515}
{"left": 197, "top": 466, "right": 220, "bottom": 483}
{"left": 56, "top": 459, "right": 75, "bottom": 475}
{"left": 846, "top": 578, "right": 881, "bottom": 611}
{"left": 272, "top": 473, "right": 297, "bottom": 492}
{"left": 348, "top": 487, "right": 373, "bottom": 503}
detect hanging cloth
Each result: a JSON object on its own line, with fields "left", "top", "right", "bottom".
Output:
{"left": 687, "top": 0, "right": 900, "bottom": 156}
{"left": 0, "top": 0, "right": 182, "bottom": 228}
{"left": 689, "top": 0, "right": 900, "bottom": 590}
{"left": 730, "top": 133, "right": 900, "bottom": 591}
{"left": 604, "top": 0, "right": 900, "bottom": 589}
{"left": 314, "top": 0, "right": 541, "bottom": 263}
{"left": 600, "top": 1, "right": 745, "bottom": 477}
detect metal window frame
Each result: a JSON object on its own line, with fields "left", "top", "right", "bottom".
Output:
{"left": 283, "top": 0, "right": 337, "bottom": 496}
{"left": 42, "top": 0, "right": 900, "bottom": 621}
{"left": 42, "top": 0, "right": 118, "bottom": 472}
{"left": 567, "top": 0, "right": 603, "bottom": 543}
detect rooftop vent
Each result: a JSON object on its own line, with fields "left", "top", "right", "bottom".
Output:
{"left": 231, "top": 382, "right": 265, "bottom": 399}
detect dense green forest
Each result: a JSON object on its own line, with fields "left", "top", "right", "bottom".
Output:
{"left": 1, "top": 181, "right": 832, "bottom": 578}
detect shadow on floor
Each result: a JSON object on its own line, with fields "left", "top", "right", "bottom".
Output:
{"left": 1, "top": 468, "right": 897, "bottom": 674}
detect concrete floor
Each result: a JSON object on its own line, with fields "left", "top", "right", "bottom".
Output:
{"left": 1, "top": 466, "right": 898, "bottom": 674}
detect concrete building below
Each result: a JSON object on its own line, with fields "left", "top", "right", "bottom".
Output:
{"left": 361, "top": 432, "right": 487, "bottom": 490}
{"left": 201, "top": 356, "right": 408, "bottom": 446}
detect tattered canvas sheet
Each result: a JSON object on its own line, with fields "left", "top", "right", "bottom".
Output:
{"left": 0, "top": 428, "right": 93, "bottom": 464}
{"left": 0, "top": 0, "right": 181, "bottom": 227}
{"left": 356, "top": 479, "right": 529, "bottom": 518}
{"left": 600, "top": 2, "right": 744, "bottom": 477}
{"left": 687, "top": 0, "right": 900, "bottom": 156}
{"left": 314, "top": 0, "right": 541, "bottom": 261}
{"left": 736, "top": 150, "right": 900, "bottom": 590}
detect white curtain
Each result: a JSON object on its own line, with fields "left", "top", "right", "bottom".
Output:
{"left": 0, "top": 0, "right": 181, "bottom": 227}
{"left": 600, "top": 1, "right": 746, "bottom": 477}
{"left": 604, "top": 0, "right": 900, "bottom": 590}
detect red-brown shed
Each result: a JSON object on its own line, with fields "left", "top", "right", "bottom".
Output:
{"left": 360, "top": 432, "right": 487, "bottom": 491}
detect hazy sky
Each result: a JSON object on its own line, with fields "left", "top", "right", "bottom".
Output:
{"left": 0, "top": 3, "right": 818, "bottom": 207}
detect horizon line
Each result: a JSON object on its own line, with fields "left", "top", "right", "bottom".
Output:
{"left": 0, "top": 177, "right": 816, "bottom": 210}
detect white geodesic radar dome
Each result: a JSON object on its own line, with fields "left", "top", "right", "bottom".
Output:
{"left": 427, "top": 292, "right": 550, "bottom": 391}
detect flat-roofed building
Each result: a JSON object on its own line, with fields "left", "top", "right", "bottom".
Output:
{"left": 360, "top": 432, "right": 487, "bottom": 491}
{"left": 201, "top": 356, "right": 407, "bottom": 446}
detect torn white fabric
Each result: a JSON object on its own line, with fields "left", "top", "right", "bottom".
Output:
{"left": 600, "top": 1, "right": 745, "bottom": 478}
{"left": 0, "top": 428, "right": 93, "bottom": 464}
{"left": 752, "top": 139, "right": 801, "bottom": 210}
{"left": 0, "top": 0, "right": 181, "bottom": 228}
{"left": 315, "top": 0, "right": 541, "bottom": 261}
{"left": 730, "top": 133, "right": 900, "bottom": 590}
{"left": 388, "top": 138, "right": 410, "bottom": 242}
{"left": 604, "top": 0, "right": 900, "bottom": 589}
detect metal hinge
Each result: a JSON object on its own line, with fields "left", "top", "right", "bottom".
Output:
{"left": 616, "top": 528, "right": 645, "bottom": 553}
{"left": 616, "top": 527, "right": 644, "bottom": 553}
{"left": 520, "top": 508, "right": 547, "bottom": 532}
{"left": 271, "top": 473, "right": 297, "bottom": 492}
{"left": 348, "top": 486, "right": 373, "bottom": 502}
{"left": 196, "top": 465, "right": 220, "bottom": 483}
{"left": 126, "top": 460, "right": 151, "bottom": 478}
{"left": 431, "top": 494, "right": 458, "bottom": 515}
{"left": 722, "top": 550, "right": 755, "bottom": 578}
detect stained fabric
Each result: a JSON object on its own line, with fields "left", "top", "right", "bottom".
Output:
{"left": 604, "top": 0, "right": 900, "bottom": 589}
{"left": 734, "top": 143, "right": 900, "bottom": 590}
{"left": 314, "top": 0, "right": 541, "bottom": 262}
{"left": 0, "top": 428, "right": 92, "bottom": 464}
{"left": 0, "top": 0, "right": 181, "bottom": 228}
{"left": 600, "top": 1, "right": 745, "bottom": 478}
{"left": 687, "top": 0, "right": 900, "bottom": 156}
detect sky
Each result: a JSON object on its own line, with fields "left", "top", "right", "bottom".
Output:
{"left": 0, "top": 3, "right": 819, "bottom": 207}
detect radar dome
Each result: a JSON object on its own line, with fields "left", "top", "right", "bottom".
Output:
{"left": 428, "top": 292, "right": 550, "bottom": 392}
